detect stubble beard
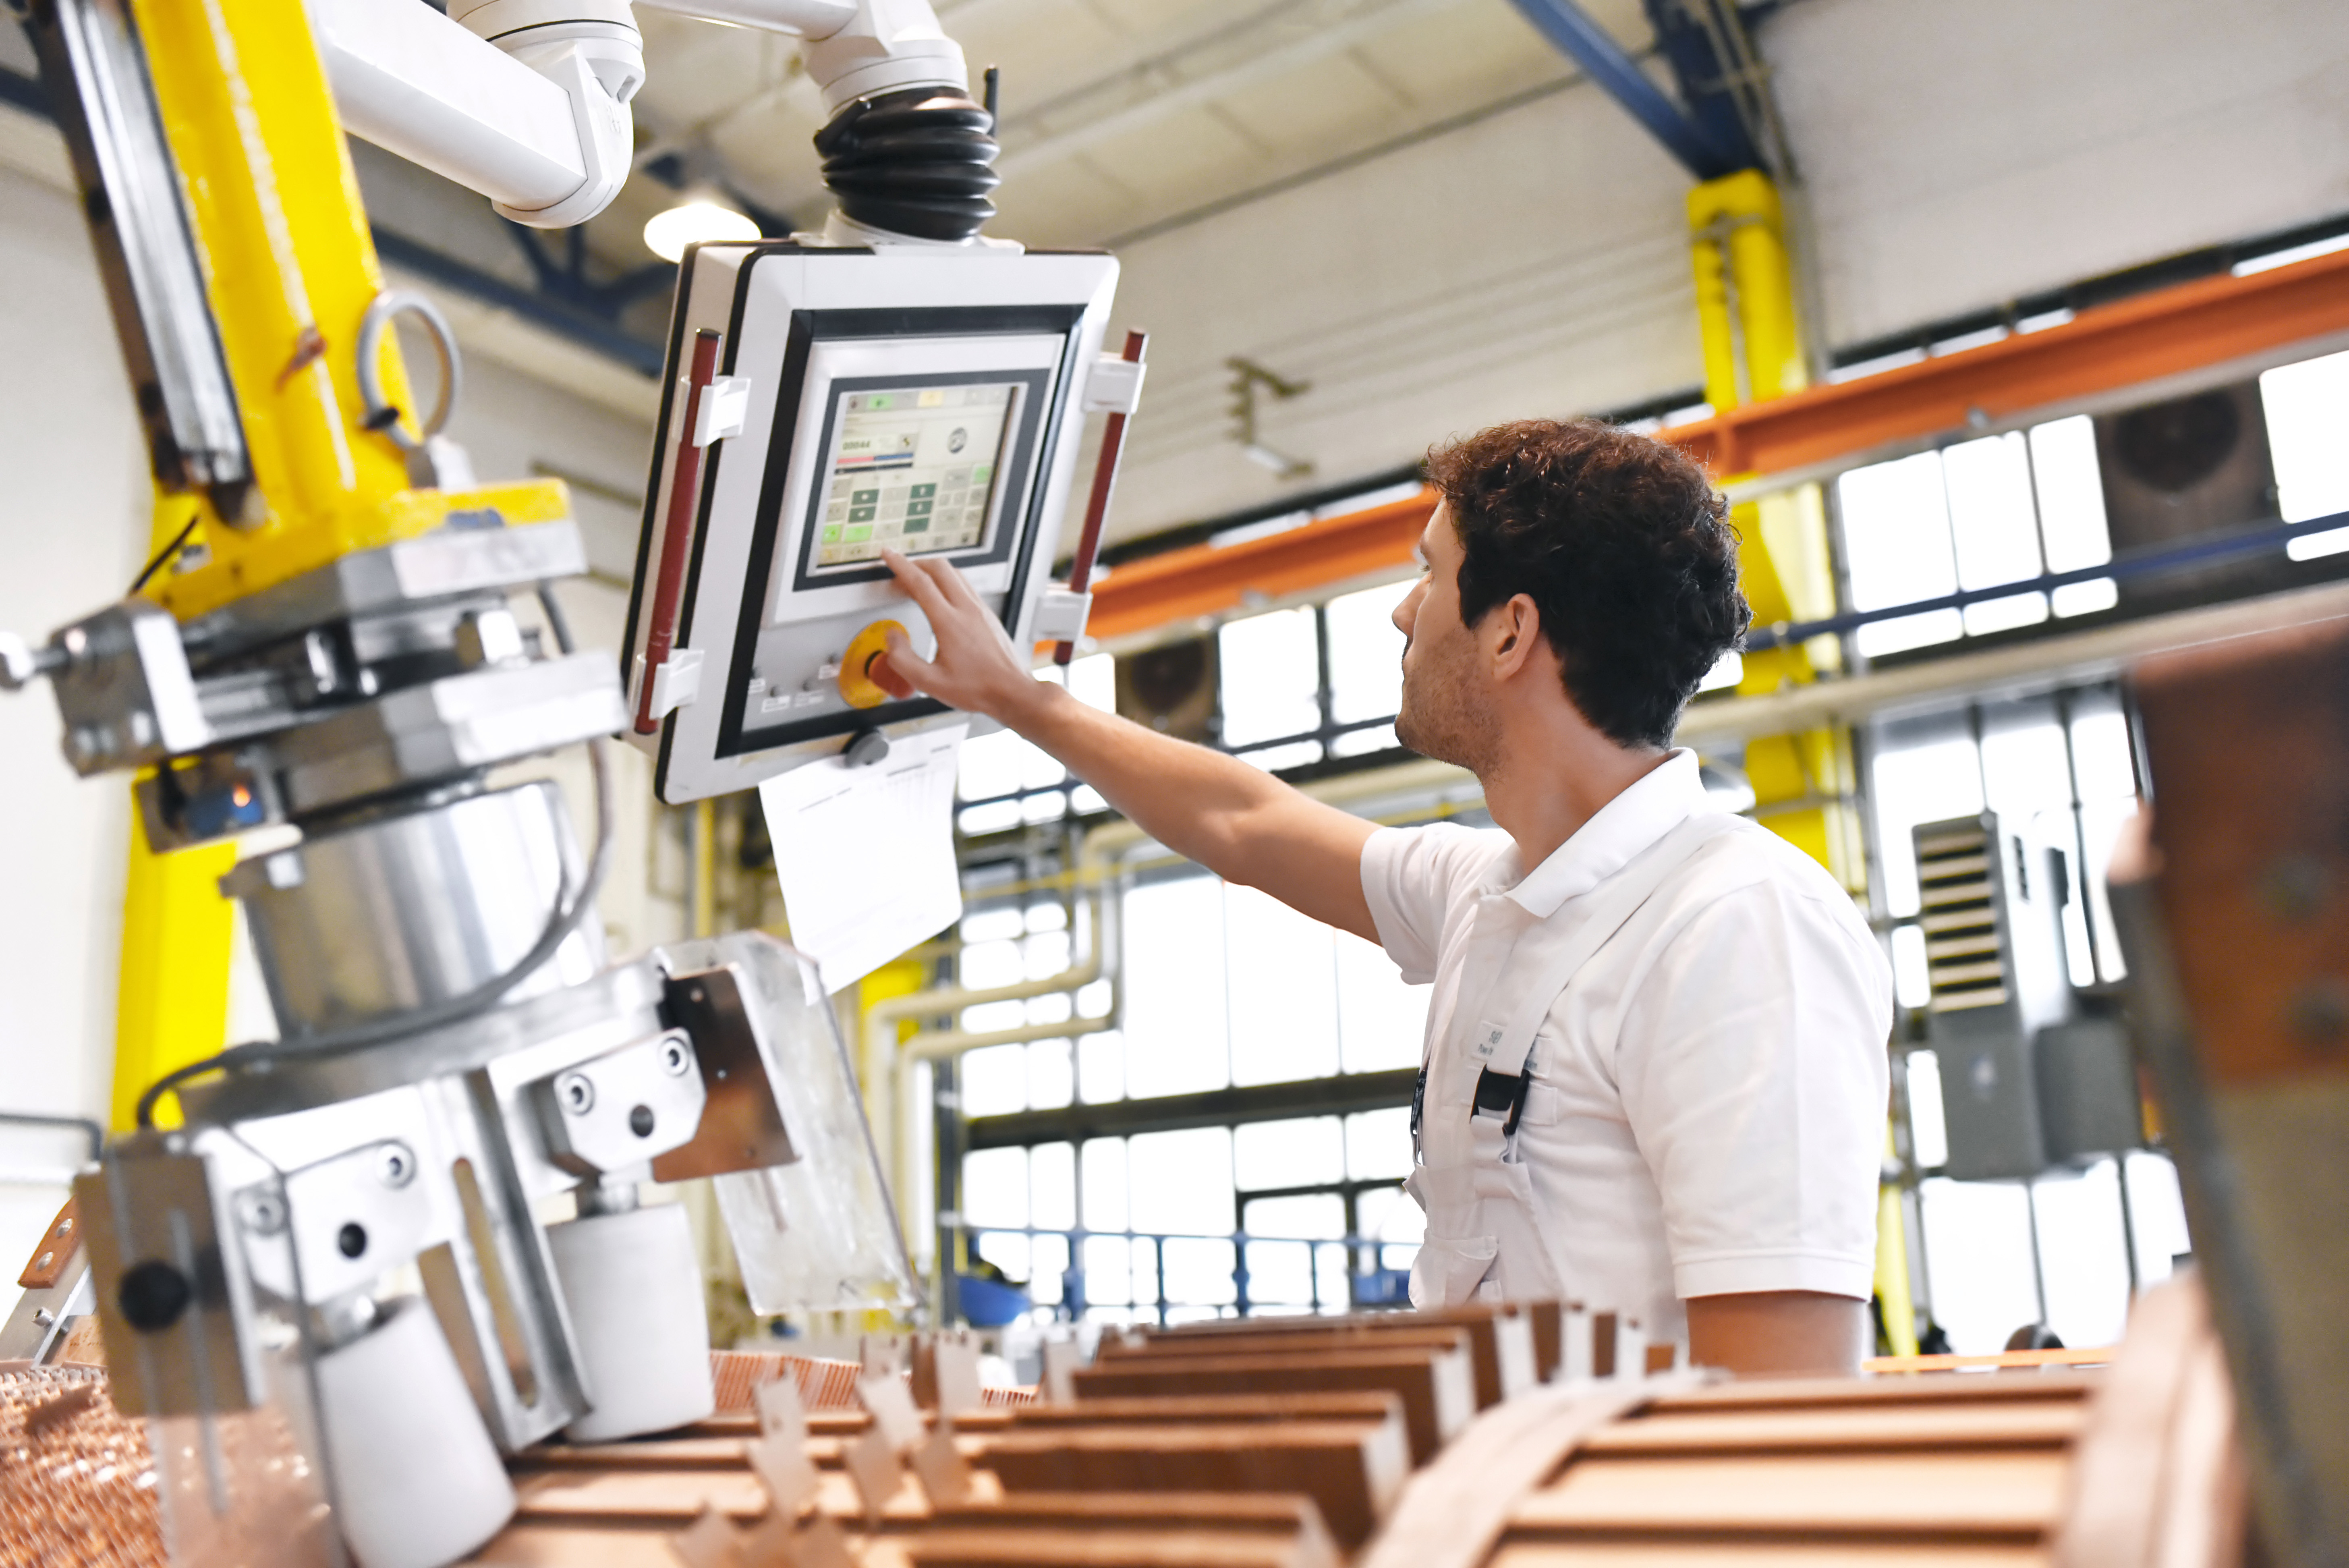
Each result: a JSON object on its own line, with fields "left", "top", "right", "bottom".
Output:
{"left": 1393, "top": 638, "right": 1501, "bottom": 777}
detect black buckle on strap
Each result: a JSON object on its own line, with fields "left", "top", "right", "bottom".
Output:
{"left": 1473, "top": 1066, "right": 1534, "bottom": 1138}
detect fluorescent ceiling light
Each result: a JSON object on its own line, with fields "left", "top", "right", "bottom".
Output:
{"left": 643, "top": 200, "right": 759, "bottom": 263}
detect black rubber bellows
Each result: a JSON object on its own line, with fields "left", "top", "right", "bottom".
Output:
{"left": 815, "top": 89, "right": 1001, "bottom": 243}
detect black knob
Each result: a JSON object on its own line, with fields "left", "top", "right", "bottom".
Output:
{"left": 628, "top": 1104, "right": 655, "bottom": 1138}
{"left": 337, "top": 1223, "right": 368, "bottom": 1259}
{"left": 118, "top": 1259, "right": 192, "bottom": 1332}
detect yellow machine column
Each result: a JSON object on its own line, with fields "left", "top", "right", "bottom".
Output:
{"left": 1688, "top": 169, "right": 1914, "bottom": 1357}
{"left": 100, "top": 0, "right": 571, "bottom": 1122}
{"left": 1687, "top": 169, "right": 1862, "bottom": 887}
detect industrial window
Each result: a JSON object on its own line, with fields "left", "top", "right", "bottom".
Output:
{"left": 1836, "top": 344, "right": 2349, "bottom": 660}
{"left": 1837, "top": 418, "right": 2117, "bottom": 657}
{"left": 952, "top": 579, "right": 1416, "bottom": 835}
{"left": 2264, "top": 347, "right": 2349, "bottom": 558}
{"left": 952, "top": 865, "right": 1431, "bottom": 1327}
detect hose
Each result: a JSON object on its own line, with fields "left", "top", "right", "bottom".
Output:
{"left": 815, "top": 89, "right": 1000, "bottom": 243}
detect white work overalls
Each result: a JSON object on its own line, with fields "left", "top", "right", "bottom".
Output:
{"left": 1405, "top": 813, "right": 1741, "bottom": 1310}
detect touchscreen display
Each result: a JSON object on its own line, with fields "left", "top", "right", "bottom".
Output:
{"left": 812, "top": 383, "right": 1017, "bottom": 569}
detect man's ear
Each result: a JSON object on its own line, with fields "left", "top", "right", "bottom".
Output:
{"left": 1489, "top": 593, "right": 1543, "bottom": 677}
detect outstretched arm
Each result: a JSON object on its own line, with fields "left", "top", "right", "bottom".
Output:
{"left": 871, "top": 550, "right": 1379, "bottom": 941}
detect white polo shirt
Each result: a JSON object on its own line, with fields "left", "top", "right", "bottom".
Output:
{"left": 1360, "top": 750, "right": 1892, "bottom": 1343}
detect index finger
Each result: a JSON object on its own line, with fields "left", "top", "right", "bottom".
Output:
{"left": 881, "top": 548, "right": 954, "bottom": 620}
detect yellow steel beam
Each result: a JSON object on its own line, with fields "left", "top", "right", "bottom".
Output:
{"left": 1694, "top": 171, "right": 1915, "bottom": 1352}
{"left": 1688, "top": 169, "right": 1866, "bottom": 893}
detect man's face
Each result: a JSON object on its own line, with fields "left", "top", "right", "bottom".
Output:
{"left": 1392, "top": 504, "right": 1501, "bottom": 774}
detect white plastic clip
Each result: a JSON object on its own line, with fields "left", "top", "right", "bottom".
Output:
{"left": 694, "top": 376, "right": 752, "bottom": 446}
{"left": 631, "top": 647, "right": 704, "bottom": 721}
{"left": 1031, "top": 587, "right": 1093, "bottom": 643}
{"left": 1080, "top": 355, "right": 1146, "bottom": 416}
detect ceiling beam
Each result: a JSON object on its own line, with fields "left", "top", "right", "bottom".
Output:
{"left": 1503, "top": 0, "right": 1745, "bottom": 179}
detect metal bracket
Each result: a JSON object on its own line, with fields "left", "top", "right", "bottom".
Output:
{"left": 694, "top": 375, "right": 752, "bottom": 447}
{"left": 1080, "top": 355, "right": 1146, "bottom": 416}
{"left": 652, "top": 963, "right": 801, "bottom": 1180}
{"left": 531, "top": 1031, "right": 708, "bottom": 1179}
{"left": 1030, "top": 587, "right": 1093, "bottom": 645}
{"left": 74, "top": 1132, "right": 263, "bottom": 1417}
{"left": 632, "top": 646, "right": 704, "bottom": 722}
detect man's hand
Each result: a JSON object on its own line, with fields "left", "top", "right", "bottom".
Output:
{"left": 868, "top": 549, "right": 1056, "bottom": 726}
{"left": 862, "top": 549, "right": 1379, "bottom": 939}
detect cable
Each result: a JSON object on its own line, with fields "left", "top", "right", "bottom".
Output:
{"left": 136, "top": 605, "right": 618, "bottom": 1127}
{"left": 129, "top": 512, "right": 203, "bottom": 595}
{"left": 535, "top": 582, "right": 576, "bottom": 658}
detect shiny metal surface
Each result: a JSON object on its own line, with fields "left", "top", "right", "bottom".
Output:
{"left": 265, "top": 653, "right": 626, "bottom": 817}
{"left": 179, "top": 521, "right": 587, "bottom": 660}
{"left": 226, "top": 780, "right": 603, "bottom": 1038}
{"left": 27, "top": 0, "right": 250, "bottom": 504}
{"left": 73, "top": 1131, "right": 264, "bottom": 1417}
{"left": 415, "top": 1066, "right": 590, "bottom": 1450}
{"left": 528, "top": 1032, "right": 706, "bottom": 1178}
{"left": 49, "top": 598, "right": 211, "bottom": 773}
{"left": 649, "top": 962, "right": 802, "bottom": 1180}
{"left": 183, "top": 960, "right": 666, "bottom": 1126}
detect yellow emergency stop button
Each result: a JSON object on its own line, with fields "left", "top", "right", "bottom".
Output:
{"left": 837, "top": 619, "right": 906, "bottom": 709}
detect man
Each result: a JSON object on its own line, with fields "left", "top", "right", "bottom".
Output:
{"left": 873, "top": 418, "right": 1892, "bottom": 1375}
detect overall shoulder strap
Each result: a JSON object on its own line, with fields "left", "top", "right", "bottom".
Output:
{"left": 1470, "top": 811, "right": 1743, "bottom": 1093}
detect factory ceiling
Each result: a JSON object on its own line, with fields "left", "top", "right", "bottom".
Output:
{"left": 601, "top": 0, "right": 1618, "bottom": 263}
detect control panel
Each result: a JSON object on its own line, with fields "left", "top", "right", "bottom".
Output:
{"left": 620, "top": 242, "right": 1121, "bottom": 804}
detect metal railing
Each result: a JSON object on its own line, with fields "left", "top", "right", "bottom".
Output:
{"left": 947, "top": 1218, "right": 1419, "bottom": 1326}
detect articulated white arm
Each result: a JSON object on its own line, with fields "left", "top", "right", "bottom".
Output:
{"left": 312, "top": 0, "right": 967, "bottom": 231}
{"left": 312, "top": 0, "right": 636, "bottom": 228}
{"left": 635, "top": 0, "right": 966, "bottom": 111}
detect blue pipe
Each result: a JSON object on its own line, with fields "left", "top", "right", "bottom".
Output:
{"left": 1503, "top": 0, "right": 1747, "bottom": 180}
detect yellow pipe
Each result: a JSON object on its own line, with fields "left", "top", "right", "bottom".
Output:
{"left": 1874, "top": 1111, "right": 1921, "bottom": 1359}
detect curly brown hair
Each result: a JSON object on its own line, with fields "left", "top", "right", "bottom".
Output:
{"left": 1422, "top": 418, "right": 1748, "bottom": 749}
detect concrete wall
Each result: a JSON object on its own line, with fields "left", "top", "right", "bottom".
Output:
{"left": 1090, "top": 0, "right": 2349, "bottom": 542}
{"left": 1772, "top": 0, "right": 2349, "bottom": 349}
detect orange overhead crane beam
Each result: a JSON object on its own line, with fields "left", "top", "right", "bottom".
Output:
{"left": 1088, "top": 487, "right": 1438, "bottom": 642}
{"left": 1087, "top": 245, "right": 2349, "bottom": 644}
